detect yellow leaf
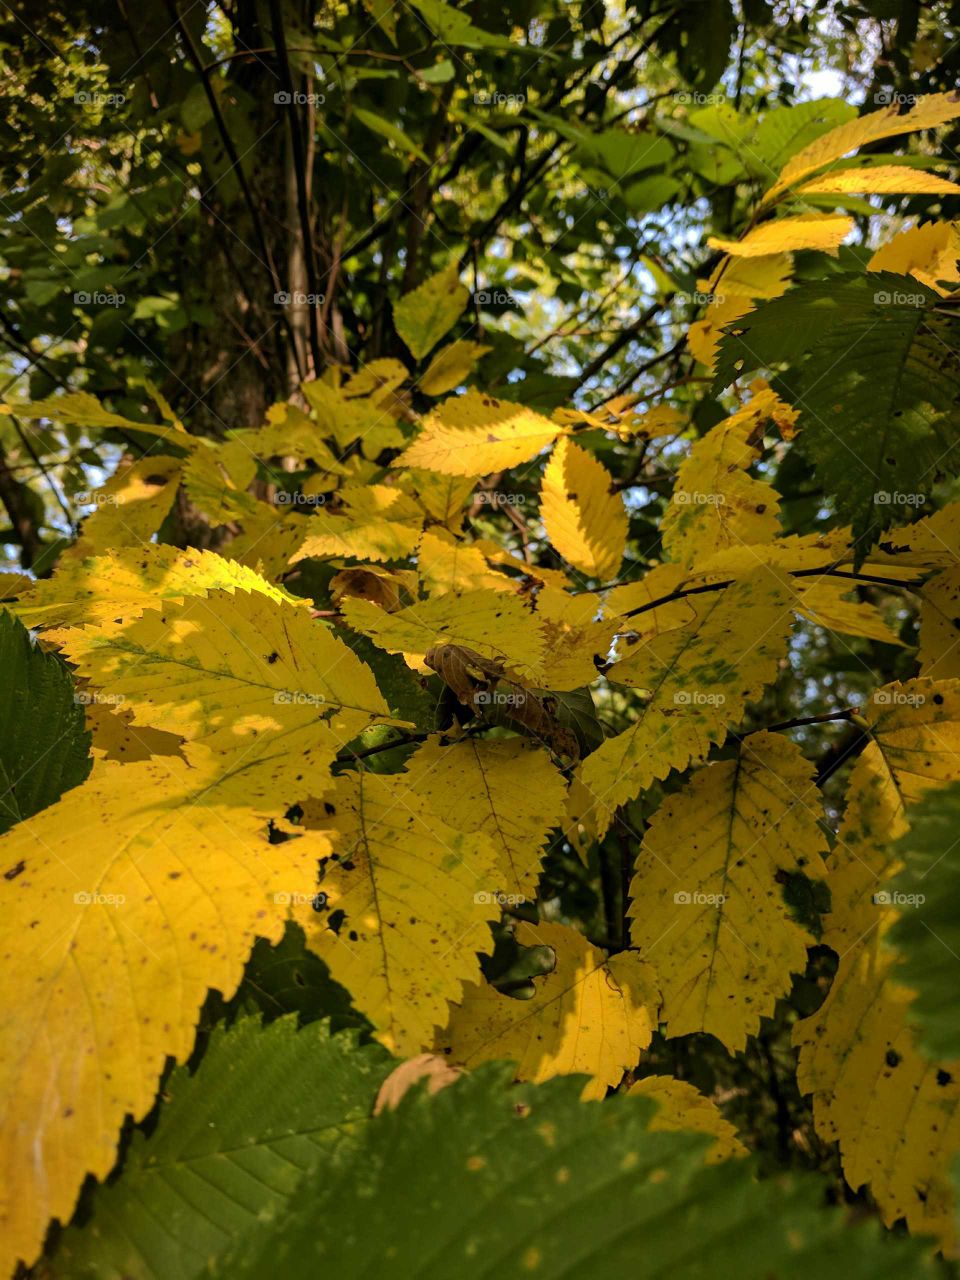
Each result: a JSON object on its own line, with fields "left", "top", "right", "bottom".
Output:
{"left": 245, "top": 402, "right": 349, "bottom": 474}
{"left": 662, "top": 389, "right": 784, "bottom": 567}
{"left": 290, "top": 483, "right": 424, "bottom": 564}
{"left": 85, "top": 698, "right": 183, "bottom": 762}
{"left": 438, "top": 920, "right": 659, "bottom": 1099}
{"left": 419, "top": 340, "right": 491, "bottom": 396}
{"left": 612, "top": 403, "right": 686, "bottom": 440}
{"left": 687, "top": 294, "right": 754, "bottom": 370}
{"left": 876, "top": 500, "right": 960, "bottom": 568}
{"left": 797, "top": 165, "right": 960, "bottom": 197}
{"left": 393, "top": 263, "right": 469, "bottom": 360}
{"left": 297, "top": 771, "right": 501, "bottom": 1054}
{"left": 665, "top": 534, "right": 903, "bottom": 646}
{"left": 540, "top": 438, "right": 627, "bottom": 581}
{"left": 868, "top": 220, "right": 960, "bottom": 290}
{"left": 216, "top": 507, "right": 308, "bottom": 581}
{"left": 708, "top": 214, "right": 853, "bottom": 257}
{"left": 342, "top": 358, "right": 410, "bottom": 399}
{"left": 399, "top": 468, "right": 479, "bottom": 528}
{"left": 578, "top": 566, "right": 794, "bottom": 836}
{"left": 341, "top": 588, "right": 546, "bottom": 683}
{"left": 301, "top": 378, "right": 396, "bottom": 450}
{"left": 701, "top": 253, "right": 793, "bottom": 300}
{"left": 330, "top": 565, "right": 416, "bottom": 611}
{"left": 0, "top": 754, "right": 330, "bottom": 1275}
{"left": 66, "top": 456, "right": 181, "bottom": 558}
{"left": 917, "top": 568, "right": 960, "bottom": 678}
{"left": 398, "top": 388, "right": 564, "bottom": 475}
{"left": 182, "top": 439, "right": 260, "bottom": 525}
{"left": 604, "top": 563, "right": 693, "bottom": 638}
{"left": 628, "top": 1076, "right": 747, "bottom": 1163}
{"left": 417, "top": 528, "right": 513, "bottom": 596}
{"left": 794, "top": 945, "right": 960, "bottom": 1252}
{"left": 475, "top": 538, "right": 577, "bottom": 591}
{"left": 15, "top": 544, "right": 307, "bottom": 630}
{"left": 535, "top": 586, "right": 620, "bottom": 691}
{"left": 790, "top": 679, "right": 960, "bottom": 1249}
{"left": 630, "top": 732, "right": 828, "bottom": 1050}
{"left": 54, "top": 587, "right": 393, "bottom": 779}
{"left": 401, "top": 736, "right": 568, "bottom": 899}
{"left": 765, "top": 90, "right": 960, "bottom": 201}
{"left": 818, "top": 677, "right": 960, "bottom": 954}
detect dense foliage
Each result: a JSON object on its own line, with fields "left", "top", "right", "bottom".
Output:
{"left": 2, "top": 2, "right": 960, "bottom": 1276}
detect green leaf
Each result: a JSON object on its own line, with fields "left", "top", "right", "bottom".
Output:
{"left": 180, "top": 82, "right": 213, "bottom": 134}
{"left": 418, "top": 59, "right": 455, "bottom": 84}
{"left": 44, "top": 1016, "right": 391, "bottom": 1280}
{"left": 890, "top": 781, "right": 960, "bottom": 1059}
{"left": 406, "top": 0, "right": 514, "bottom": 49}
{"left": 353, "top": 108, "right": 429, "bottom": 162}
{"left": 223, "top": 923, "right": 369, "bottom": 1032}
{"left": 715, "top": 273, "right": 960, "bottom": 553}
{"left": 206, "top": 1066, "right": 933, "bottom": 1279}
{"left": 748, "top": 99, "right": 857, "bottom": 176}
{"left": 342, "top": 630, "right": 439, "bottom": 731}
{"left": 393, "top": 263, "right": 469, "bottom": 360}
{"left": 362, "top": 0, "right": 398, "bottom": 45}
{"left": 0, "top": 609, "right": 90, "bottom": 835}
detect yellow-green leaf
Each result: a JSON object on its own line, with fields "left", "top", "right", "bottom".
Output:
{"left": 341, "top": 588, "right": 546, "bottom": 684}
{"left": 15, "top": 545, "right": 307, "bottom": 630}
{"left": 628, "top": 1076, "right": 747, "bottom": 1163}
{"left": 297, "top": 771, "right": 501, "bottom": 1054}
{"left": 629, "top": 732, "right": 828, "bottom": 1050}
{"left": 53, "top": 587, "right": 393, "bottom": 781}
{"left": 578, "top": 566, "right": 795, "bottom": 835}
{"left": 393, "top": 263, "right": 469, "bottom": 360}
{"left": 438, "top": 920, "right": 659, "bottom": 1098}
{"left": 419, "top": 340, "right": 491, "bottom": 396}
{"left": 401, "top": 736, "right": 568, "bottom": 899}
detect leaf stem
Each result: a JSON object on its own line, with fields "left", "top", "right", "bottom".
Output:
{"left": 617, "top": 563, "right": 925, "bottom": 624}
